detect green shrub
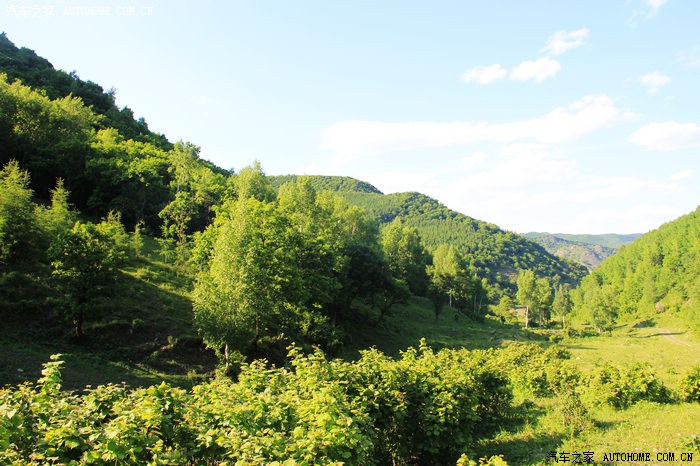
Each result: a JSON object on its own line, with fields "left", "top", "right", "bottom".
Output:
{"left": 584, "top": 362, "right": 672, "bottom": 408}
{"left": 339, "top": 341, "right": 512, "bottom": 465}
{"left": 0, "top": 346, "right": 513, "bottom": 465}
{"left": 457, "top": 454, "right": 509, "bottom": 465}
{"left": 484, "top": 342, "right": 571, "bottom": 397}
{"left": 680, "top": 366, "right": 700, "bottom": 402}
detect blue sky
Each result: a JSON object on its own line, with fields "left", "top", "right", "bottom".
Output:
{"left": 3, "top": 0, "right": 699, "bottom": 234}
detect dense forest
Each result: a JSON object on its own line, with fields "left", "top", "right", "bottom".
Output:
{"left": 572, "top": 207, "right": 700, "bottom": 331}
{"left": 339, "top": 191, "right": 588, "bottom": 297}
{"left": 268, "top": 181, "right": 588, "bottom": 299}
{"left": 1, "top": 33, "right": 700, "bottom": 465}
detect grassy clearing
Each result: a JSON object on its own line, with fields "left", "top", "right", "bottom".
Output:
{"left": 349, "top": 303, "right": 700, "bottom": 464}
{"left": 341, "top": 296, "right": 544, "bottom": 358}
{"left": 563, "top": 319, "right": 699, "bottom": 389}
{"left": 475, "top": 320, "right": 700, "bottom": 465}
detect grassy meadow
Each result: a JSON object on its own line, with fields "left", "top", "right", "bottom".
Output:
{"left": 345, "top": 299, "right": 700, "bottom": 464}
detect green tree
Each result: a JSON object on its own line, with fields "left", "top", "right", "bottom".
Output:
{"left": 131, "top": 220, "right": 145, "bottom": 259}
{"left": 0, "top": 75, "right": 96, "bottom": 202}
{"left": 158, "top": 191, "right": 197, "bottom": 266}
{"left": 192, "top": 198, "right": 306, "bottom": 367}
{"left": 552, "top": 284, "right": 573, "bottom": 327}
{"left": 535, "top": 277, "right": 553, "bottom": 326}
{"left": 234, "top": 161, "right": 276, "bottom": 202}
{"left": 516, "top": 270, "right": 537, "bottom": 328}
{"left": 429, "top": 244, "right": 460, "bottom": 311}
{"left": 88, "top": 128, "right": 171, "bottom": 227}
{"left": 0, "top": 160, "right": 38, "bottom": 264}
{"left": 48, "top": 221, "right": 124, "bottom": 338}
{"left": 159, "top": 191, "right": 197, "bottom": 246}
{"left": 36, "top": 178, "right": 77, "bottom": 241}
{"left": 494, "top": 295, "right": 514, "bottom": 323}
{"left": 427, "top": 244, "right": 487, "bottom": 320}
{"left": 380, "top": 218, "right": 429, "bottom": 295}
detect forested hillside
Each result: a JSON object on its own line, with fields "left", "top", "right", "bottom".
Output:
{"left": 572, "top": 206, "right": 700, "bottom": 330}
{"left": 0, "top": 33, "right": 171, "bottom": 148}
{"left": 310, "top": 186, "right": 587, "bottom": 298}
{"left": 269, "top": 174, "right": 383, "bottom": 194}
{"left": 523, "top": 232, "right": 618, "bottom": 271}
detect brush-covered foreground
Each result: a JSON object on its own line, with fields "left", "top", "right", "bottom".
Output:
{"left": 2, "top": 247, "right": 699, "bottom": 465}
{"left": 2, "top": 298, "right": 699, "bottom": 465}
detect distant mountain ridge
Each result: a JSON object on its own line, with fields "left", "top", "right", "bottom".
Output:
{"left": 271, "top": 175, "right": 589, "bottom": 298}
{"left": 269, "top": 175, "right": 383, "bottom": 195}
{"left": 523, "top": 232, "right": 641, "bottom": 270}
{"left": 541, "top": 233, "right": 642, "bottom": 250}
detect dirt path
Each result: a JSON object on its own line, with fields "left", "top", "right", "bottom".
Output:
{"left": 657, "top": 328, "right": 693, "bottom": 347}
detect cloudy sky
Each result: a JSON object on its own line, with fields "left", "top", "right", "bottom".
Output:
{"left": 3, "top": 0, "right": 699, "bottom": 234}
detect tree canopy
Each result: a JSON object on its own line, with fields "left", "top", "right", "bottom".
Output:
{"left": 572, "top": 206, "right": 700, "bottom": 330}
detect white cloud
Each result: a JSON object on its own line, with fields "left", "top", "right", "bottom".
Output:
{"left": 453, "top": 144, "right": 574, "bottom": 190}
{"left": 461, "top": 64, "right": 508, "bottom": 84}
{"left": 640, "top": 71, "right": 670, "bottom": 94}
{"left": 629, "top": 121, "right": 700, "bottom": 150}
{"left": 510, "top": 57, "right": 561, "bottom": 83}
{"left": 321, "top": 95, "right": 619, "bottom": 156}
{"left": 540, "top": 28, "right": 590, "bottom": 56}
{"left": 670, "top": 169, "right": 693, "bottom": 180}
{"left": 646, "top": 0, "right": 668, "bottom": 17}
{"left": 459, "top": 152, "right": 488, "bottom": 170}
{"left": 676, "top": 45, "right": 700, "bottom": 67}
{"left": 428, "top": 147, "right": 681, "bottom": 234}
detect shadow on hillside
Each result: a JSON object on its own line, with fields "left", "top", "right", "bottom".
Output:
{"left": 559, "top": 344, "right": 596, "bottom": 350}
{"left": 640, "top": 331, "right": 684, "bottom": 338}
{"left": 633, "top": 319, "right": 656, "bottom": 328}
{"left": 474, "top": 397, "right": 563, "bottom": 463}
{"left": 0, "top": 261, "right": 217, "bottom": 389}
{"left": 478, "top": 432, "right": 566, "bottom": 465}
{"left": 340, "top": 296, "right": 553, "bottom": 359}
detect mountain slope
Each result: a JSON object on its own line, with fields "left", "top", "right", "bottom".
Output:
{"left": 523, "top": 233, "right": 617, "bottom": 271}
{"left": 0, "top": 33, "right": 169, "bottom": 148}
{"left": 549, "top": 233, "right": 641, "bottom": 250}
{"left": 269, "top": 175, "right": 383, "bottom": 194}
{"left": 573, "top": 206, "right": 700, "bottom": 330}
{"left": 270, "top": 177, "right": 588, "bottom": 298}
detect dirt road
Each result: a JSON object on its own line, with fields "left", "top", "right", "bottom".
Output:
{"left": 657, "top": 328, "right": 692, "bottom": 347}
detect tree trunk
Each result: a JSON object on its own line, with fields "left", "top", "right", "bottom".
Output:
{"left": 223, "top": 343, "right": 230, "bottom": 373}
{"left": 75, "top": 308, "right": 84, "bottom": 339}
{"left": 525, "top": 305, "right": 529, "bottom": 329}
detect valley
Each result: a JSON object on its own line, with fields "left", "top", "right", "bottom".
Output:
{"left": 0, "top": 32, "right": 698, "bottom": 465}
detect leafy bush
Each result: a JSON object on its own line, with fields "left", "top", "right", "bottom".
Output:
{"left": 680, "top": 366, "right": 700, "bottom": 402}
{"left": 584, "top": 362, "right": 672, "bottom": 408}
{"left": 483, "top": 342, "right": 570, "bottom": 397}
{"left": 457, "top": 454, "right": 509, "bottom": 465}
{"left": 0, "top": 345, "right": 514, "bottom": 465}
{"left": 339, "top": 340, "right": 511, "bottom": 465}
